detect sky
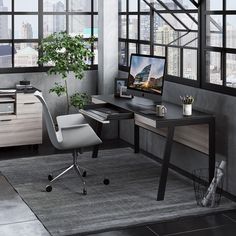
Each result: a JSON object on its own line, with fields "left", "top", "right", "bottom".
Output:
{"left": 130, "top": 55, "right": 166, "bottom": 79}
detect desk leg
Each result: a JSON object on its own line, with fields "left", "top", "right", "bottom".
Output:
{"left": 92, "top": 122, "right": 103, "bottom": 158}
{"left": 157, "top": 125, "right": 175, "bottom": 201}
{"left": 134, "top": 124, "right": 139, "bottom": 153}
{"left": 209, "top": 118, "right": 215, "bottom": 182}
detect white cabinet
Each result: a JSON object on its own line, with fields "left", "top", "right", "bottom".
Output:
{"left": 0, "top": 92, "right": 42, "bottom": 147}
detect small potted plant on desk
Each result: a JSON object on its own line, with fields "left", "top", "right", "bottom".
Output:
{"left": 180, "top": 95, "right": 194, "bottom": 116}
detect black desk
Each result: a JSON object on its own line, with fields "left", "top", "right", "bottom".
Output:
{"left": 81, "top": 95, "right": 215, "bottom": 201}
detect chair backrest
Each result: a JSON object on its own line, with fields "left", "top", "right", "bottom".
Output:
{"left": 34, "top": 91, "right": 59, "bottom": 149}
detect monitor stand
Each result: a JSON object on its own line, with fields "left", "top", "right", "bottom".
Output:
{"left": 127, "top": 96, "right": 161, "bottom": 114}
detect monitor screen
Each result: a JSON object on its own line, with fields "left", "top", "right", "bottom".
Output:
{"left": 127, "top": 54, "right": 166, "bottom": 95}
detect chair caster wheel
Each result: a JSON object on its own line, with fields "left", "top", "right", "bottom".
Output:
{"left": 103, "top": 178, "right": 110, "bottom": 185}
{"left": 48, "top": 174, "right": 53, "bottom": 181}
{"left": 82, "top": 188, "right": 87, "bottom": 195}
{"left": 82, "top": 171, "right": 87, "bottom": 177}
{"left": 46, "top": 185, "right": 52, "bottom": 192}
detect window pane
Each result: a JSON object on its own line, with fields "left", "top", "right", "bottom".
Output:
{"left": 206, "top": 0, "right": 223, "bottom": 11}
{"left": 14, "top": 43, "right": 38, "bottom": 67}
{"left": 174, "top": 13, "right": 197, "bottom": 31}
{"left": 206, "top": 15, "right": 222, "bottom": 47}
{"left": 141, "top": 0, "right": 164, "bottom": 11}
{"left": 128, "top": 43, "right": 136, "bottom": 65}
{"left": 94, "top": 0, "right": 98, "bottom": 12}
{"left": 140, "top": 44, "right": 150, "bottom": 55}
{"left": 14, "top": 15, "right": 38, "bottom": 39}
{"left": 43, "top": 15, "right": 66, "bottom": 37}
{"left": 43, "top": 0, "right": 66, "bottom": 12}
{"left": 183, "top": 49, "right": 197, "bottom": 80}
{"left": 119, "top": 0, "right": 126, "bottom": 12}
{"left": 226, "top": 15, "right": 236, "bottom": 49}
{"left": 205, "top": 51, "right": 222, "bottom": 85}
{"left": 15, "top": 0, "right": 38, "bottom": 12}
{"left": 226, "top": 53, "right": 236, "bottom": 88}
{"left": 0, "top": 0, "right": 11, "bottom": 12}
{"left": 0, "top": 15, "right": 11, "bottom": 39}
{"left": 176, "top": 0, "right": 197, "bottom": 9}
{"left": 154, "top": 14, "right": 179, "bottom": 44}
{"left": 160, "top": 13, "right": 186, "bottom": 30}
{"left": 129, "top": 0, "right": 138, "bottom": 12}
{"left": 162, "top": 0, "right": 180, "bottom": 10}
{"left": 140, "top": 15, "right": 150, "bottom": 41}
{"left": 119, "top": 15, "right": 126, "bottom": 38}
{"left": 154, "top": 46, "right": 166, "bottom": 57}
{"left": 119, "top": 42, "right": 127, "bottom": 66}
{"left": 0, "top": 43, "right": 12, "bottom": 68}
{"left": 168, "top": 47, "right": 180, "bottom": 76}
{"left": 140, "top": 1, "right": 150, "bottom": 12}
{"left": 129, "top": 15, "right": 138, "bottom": 39}
{"left": 226, "top": 0, "right": 236, "bottom": 10}
{"left": 69, "top": 15, "right": 91, "bottom": 37}
{"left": 94, "top": 15, "right": 98, "bottom": 38}
{"left": 68, "top": 0, "right": 91, "bottom": 12}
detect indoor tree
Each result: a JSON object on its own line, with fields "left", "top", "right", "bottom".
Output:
{"left": 38, "top": 31, "right": 94, "bottom": 113}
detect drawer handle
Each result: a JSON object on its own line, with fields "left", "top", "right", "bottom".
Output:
{"left": 1, "top": 119, "right": 12, "bottom": 122}
{"left": 24, "top": 102, "right": 35, "bottom": 105}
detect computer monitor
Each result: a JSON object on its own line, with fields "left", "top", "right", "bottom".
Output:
{"left": 127, "top": 54, "right": 166, "bottom": 105}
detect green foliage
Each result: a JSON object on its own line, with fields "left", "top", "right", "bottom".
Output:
{"left": 180, "top": 95, "right": 194, "bottom": 104}
{"left": 49, "top": 82, "right": 67, "bottom": 97}
{"left": 38, "top": 31, "right": 94, "bottom": 80}
{"left": 70, "top": 92, "right": 91, "bottom": 109}
{"left": 38, "top": 31, "right": 94, "bottom": 113}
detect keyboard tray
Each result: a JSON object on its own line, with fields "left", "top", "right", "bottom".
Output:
{"left": 82, "top": 103, "right": 134, "bottom": 121}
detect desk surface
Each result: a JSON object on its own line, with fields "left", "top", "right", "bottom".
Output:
{"left": 93, "top": 95, "right": 214, "bottom": 127}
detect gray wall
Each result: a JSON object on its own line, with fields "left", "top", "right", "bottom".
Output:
{"left": 119, "top": 71, "right": 236, "bottom": 196}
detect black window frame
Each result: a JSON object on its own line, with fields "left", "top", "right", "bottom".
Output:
{"left": 201, "top": 0, "right": 236, "bottom": 96}
{"left": 119, "top": 0, "right": 236, "bottom": 97}
{"left": 0, "top": 0, "right": 98, "bottom": 74}
{"left": 119, "top": 0, "right": 200, "bottom": 88}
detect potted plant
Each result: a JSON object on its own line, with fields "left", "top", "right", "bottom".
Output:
{"left": 180, "top": 95, "right": 194, "bottom": 116}
{"left": 38, "top": 31, "right": 94, "bottom": 114}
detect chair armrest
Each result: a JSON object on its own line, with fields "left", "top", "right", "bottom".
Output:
{"left": 60, "top": 123, "right": 89, "bottom": 130}
{"left": 56, "top": 113, "right": 87, "bottom": 128}
{"left": 57, "top": 123, "right": 102, "bottom": 149}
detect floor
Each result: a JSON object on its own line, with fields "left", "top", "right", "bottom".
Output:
{"left": 0, "top": 141, "right": 236, "bottom": 236}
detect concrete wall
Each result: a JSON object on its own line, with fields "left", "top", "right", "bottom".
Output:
{"left": 119, "top": 71, "right": 236, "bottom": 196}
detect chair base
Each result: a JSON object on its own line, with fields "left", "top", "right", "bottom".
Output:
{"left": 45, "top": 149, "right": 87, "bottom": 195}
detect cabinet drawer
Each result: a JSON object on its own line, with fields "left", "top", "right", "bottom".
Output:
{"left": 0, "top": 117, "right": 42, "bottom": 147}
{"left": 0, "top": 117, "right": 42, "bottom": 132}
{"left": 17, "top": 102, "right": 42, "bottom": 115}
{"left": 17, "top": 93, "right": 40, "bottom": 104}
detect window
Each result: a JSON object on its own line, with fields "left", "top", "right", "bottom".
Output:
{"left": 0, "top": 0, "right": 98, "bottom": 73}
{"left": 119, "top": 0, "right": 236, "bottom": 96}
{"left": 118, "top": 0, "right": 199, "bottom": 87}
{"left": 202, "top": 0, "right": 236, "bottom": 95}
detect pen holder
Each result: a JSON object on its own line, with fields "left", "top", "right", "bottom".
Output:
{"left": 183, "top": 104, "right": 192, "bottom": 116}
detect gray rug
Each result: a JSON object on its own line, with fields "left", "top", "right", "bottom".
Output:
{"left": 0, "top": 147, "right": 235, "bottom": 236}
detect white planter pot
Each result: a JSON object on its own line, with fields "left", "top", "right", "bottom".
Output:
{"left": 183, "top": 104, "right": 192, "bottom": 116}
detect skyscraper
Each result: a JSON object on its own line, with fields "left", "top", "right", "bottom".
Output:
{"left": 53, "top": 1, "right": 65, "bottom": 32}
{"left": 21, "top": 22, "right": 33, "bottom": 49}
{"left": 21, "top": 22, "right": 33, "bottom": 39}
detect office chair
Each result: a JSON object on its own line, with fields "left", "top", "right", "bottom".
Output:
{"left": 34, "top": 91, "right": 104, "bottom": 195}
